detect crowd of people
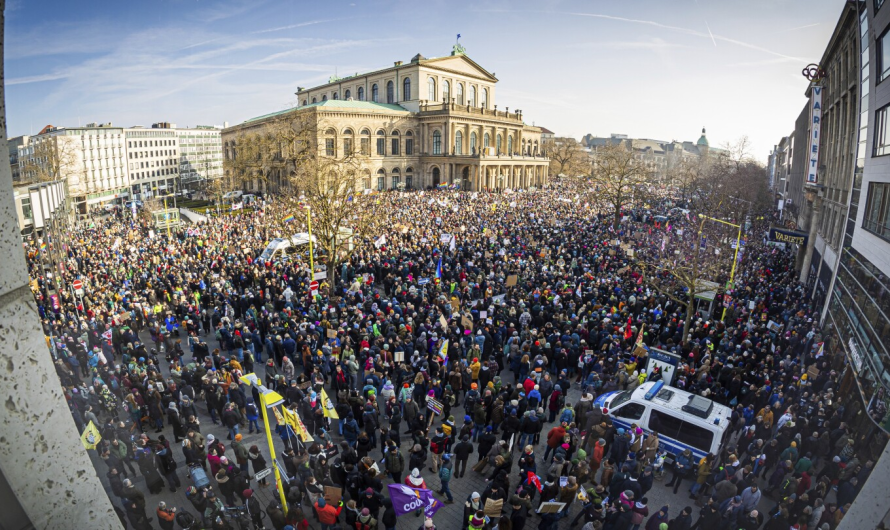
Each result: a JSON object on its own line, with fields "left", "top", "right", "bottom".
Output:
{"left": 31, "top": 183, "right": 888, "bottom": 530}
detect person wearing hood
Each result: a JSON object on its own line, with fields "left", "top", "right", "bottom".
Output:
{"left": 667, "top": 506, "right": 692, "bottom": 530}
{"left": 644, "top": 505, "right": 669, "bottom": 530}
{"left": 315, "top": 496, "right": 344, "bottom": 530}
{"left": 689, "top": 498, "right": 720, "bottom": 530}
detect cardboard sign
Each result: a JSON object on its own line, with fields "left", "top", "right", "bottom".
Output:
{"left": 450, "top": 299, "right": 460, "bottom": 312}
{"left": 327, "top": 329, "right": 337, "bottom": 339}
{"left": 395, "top": 350, "right": 404, "bottom": 362}
{"left": 484, "top": 498, "right": 504, "bottom": 517}
{"left": 324, "top": 486, "right": 342, "bottom": 506}
{"left": 506, "top": 275, "right": 518, "bottom": 287}
{"left": 461, "top": 315, "right": 474, "bottom": 330}
{"left": 332, "top": 347, "right": 341, "bottom": 360}
{"left": 537, "top": 502, "right": 567, "bottom": 514}
{"left": 480, "top": 311, "right": 487, "bottom": 319}
{"left": 439, "top": 315, "right": 449, "bottom": 330}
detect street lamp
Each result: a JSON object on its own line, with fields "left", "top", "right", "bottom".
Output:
{"left": 698, "top": 214, "right": 742, "bottom": 322}
{"left": 239, "top": 373, "right": 290, "bottom": 515}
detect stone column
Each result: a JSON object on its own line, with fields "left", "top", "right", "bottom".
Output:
{"left": 0, "top": 5, "right": 121, "bottom": 527}
{"left": 837, "top": 440, "right": 890, "bottom": 529}
{"left": 798, "top": 188, "right": 822, "bottom": 284}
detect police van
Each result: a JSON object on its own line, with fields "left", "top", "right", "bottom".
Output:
{"left": 593, "top": 380, "right": 732, "bottom": 462}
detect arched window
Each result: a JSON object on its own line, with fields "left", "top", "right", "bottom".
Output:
{"left": 469, "top": 86, "right": 476, "bottom": 107}
{"left": 311, "top": 97, "right": 317, "bottom": 103}
{"left": 457, "top": 83, "right": 464, "bottom": 105}
{"left": 343, "top": 128, "right": 355, "bottom": 155}
{"left": 333, "top": 92, "right": 339, "bottom": 100}
{"left": 386, "top": 81, "right": 394, "bottom": 104}
{"left": 470, "top": 132, "right": 477, "bottom": 154}
{"left": 497, "top": 134, "right": 502, "bottom": 153}
{"left": 321, "top": 95, "right": 327, "bottom": 101}
{"left": 405, "top": 167, "right": 414, "bottom": 189}
{"left": 481, "top": 88, "right": 488, "bottom": 109}
{"left": 508, "top": 135, "right": 513, "bottom": 154}
{"left": 363, "top": 170, "right": 372, "bottom": 190}
{"left": 391, "top": 167, "right": 400, "bottom": 189}
{"left": 361, "top": 128, "right": 371, "bottom": 155}
{"left": 484, "top": 133, "right": 490, "bottom": 148}
{"left": 345, "top": 89, "right": 351, "bottom": 100}
{"left": 405, "top": 130, "right": 414, "bottom": 155}
{"left": 428, "top": 77, "right": 436, "bottom": 101}
{"left": 372, "top": 84, "right": 379, "bottom": 103}
{"left": 376, "top": 130, "right": 385, "bottom": 156}
{"left": 391, "top": 130, "right": 400, "bottom": 155}
{"left": 433, "top": 131, "right": 442, "bottom": 155}
{"left": 403, "top": 78, "right": 411, "bottom": 101}
{"left": 302, "top": 99, "right": 308, "bottom": 106}
{"left": 442, "top": 80, "right": 450, "bottom": 103}
{"left": 455, "top": 131, "right": 463, "bottom": 155}
{"left": 377, "top": 168, "right": 385, "bottom": 191}
{"left": 357, "top": 87, "right": 365, "bottom": 101}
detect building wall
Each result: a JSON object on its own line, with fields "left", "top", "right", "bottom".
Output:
{"left": 125, "top": 127, "right": 179, "bottom": 199}
{"left": 177, "top": 127, "right": 223, "bottom": 189}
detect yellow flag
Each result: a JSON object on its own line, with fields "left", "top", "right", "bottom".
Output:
{"left": 283, "top": 407, "right": 314, "bottom": 442}
{"left": 321, "top": 388, "right": 339, "bottom": 419}
{"left": 272, "top": 406, "right": 285, "bottom": 425}
{"left": 80, "top": 421, "right": 102, "bottom": 450}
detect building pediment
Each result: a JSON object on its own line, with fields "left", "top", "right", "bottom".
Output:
{"left": 421, "top": 55, "right": 498, "bottom": 82}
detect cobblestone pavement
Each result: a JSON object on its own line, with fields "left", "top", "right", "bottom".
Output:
{"left": 90, "top": 334, "right": 778, "bottom": 529}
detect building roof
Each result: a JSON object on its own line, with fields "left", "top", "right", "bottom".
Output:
{"left": 538, "top": 127, "right": 554, "bottom": 134}
{"left": 242, "top": 100, "right": 410, "bottom": 124}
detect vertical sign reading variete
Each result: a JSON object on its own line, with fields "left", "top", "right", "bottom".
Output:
{"left": 807, "top": 85, "right": 822, "bottom": 184}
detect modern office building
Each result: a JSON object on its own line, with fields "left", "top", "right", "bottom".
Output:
{"left": 177, "top": 125, "right": 223, "bottom": 192}
{"left": 223, "top": 46, "right": 550, "bottom": 192}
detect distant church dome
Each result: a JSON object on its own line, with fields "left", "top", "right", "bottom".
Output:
{"left": 697, "top": 127, "right": 709, "bottom": 147}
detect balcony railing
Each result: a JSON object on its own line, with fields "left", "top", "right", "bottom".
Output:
{"left": 420, "top": 102, "right": 524, "bottom": 122}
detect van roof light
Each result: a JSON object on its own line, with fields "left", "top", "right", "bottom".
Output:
{"left": 644, "top": 381, "right": 663, "bottom": 401}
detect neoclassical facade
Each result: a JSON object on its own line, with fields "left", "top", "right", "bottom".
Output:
{"left": 223, "top": 47, "right": 549, "bottom": 192}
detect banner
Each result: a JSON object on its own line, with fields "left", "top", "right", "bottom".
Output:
{"left": 387, "top": 484, "right": 443, "bottom": 517}
{"left": 807, "top": 85, "right": 822, "bottom": 184}
{"left": 768, "top": 226, "right": 808, "bottom": 247}
{"left": 321, "top": 388, "right": 339, "bottom": 419}
{"left": 81, "top": 421, "right": 102, "bottom": 450}
{"left": 282, "top": 407, "right": 314, "bottom": 442}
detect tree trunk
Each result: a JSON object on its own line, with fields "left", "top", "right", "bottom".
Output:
{"left": 683, "top": 292, "right": 695, "bottom": 345}
{"left": 613, "top": 208, "right": 621, "bottom": 230}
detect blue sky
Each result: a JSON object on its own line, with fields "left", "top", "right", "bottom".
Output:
{"left": 5, "top": 0, "right": 842, "bottom": 160}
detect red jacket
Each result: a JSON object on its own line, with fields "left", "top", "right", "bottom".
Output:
{"left": 547, "top": 426, "right": 566, "bottom": 448}
{"left": 315, "top": 501, "right": 343, "bottom": 525}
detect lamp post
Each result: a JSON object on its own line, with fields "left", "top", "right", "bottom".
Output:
{"left": 239, "top": 373, "right": 289, "bottom": 515}
{"left": 698, "top": 215, "right": 742, "bottom": 321}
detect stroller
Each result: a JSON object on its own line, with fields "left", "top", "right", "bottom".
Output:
{"left": 188, "top": 463, "right": 210, "bottom": 489}
{"left": 652, "top": 450, "right": 669, "bottom": 481}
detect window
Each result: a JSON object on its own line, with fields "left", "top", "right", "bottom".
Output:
{"left": 497, "top": 134, "right": 502, "bottom": 153}
{"left": 364, "top": 175, "right": 371, "bottom": 189}
{"left": 455, "top": 131, "right": 463, "bottom": 155}
{"left": 470, "top": 132, "right": 477, "bottom": 154}
{"left": 442, "top": 80, "right": 450, "bottom": 102}
{"left": 484, "top": 133, "right": 490, "bottom": 148}
{"left": 428, "top": 77, "right": 436, "bottom": 100}
{"left": 881, "top": 29, "right": 890, "bottom": 82}
{"left": 405, "top": 131, "right": 414, "bottom": 155}
{"left": 377, "top": 130, "right": 385, "bottom": 155}
{"left": 433, "top": 131, "right": 442, "bottom": 155}
{"left": 345, "top": 89, "right": 351, "bottom": 100}
{"left": 372, "top": 84, "right": 379, "bottom": 103}
{"left": 386, "top": 81, "right": 394, "bottom": 104}
{"left": 311, "top": 97, "right": 317, "bottom": 103}
{"left": 333, "top": 92, "right": 339, "bottom": 100}
{"left": 879, "top": 0, "right": 886, "bottom": 11}
{"left": 481, "top": 88, "right": 488, "bottom": 108}
{"left": 864, "top": 182, "right": 890, "bottom": 240}
{"left": 358, "top": 87, "right": 365, "bottom": 101}
{"left": 508, "top": 135, "right": 513, "bottom": 154}
{"left": 876, "top": 104, "right": 890, "bottom": 156}
{"left": 377, "top": 169, "right": 386, "bottom": 190}
{"left": 391, "top": 131, "right": 400, "bottom": 155}
{"left": 648, "top": 410, "right": 713, "bottom": 453}
{"left": 392, "top": 168, "right": 400, "bottom": 189}
{"left": 469, "top": 86, "right": 476, "bottom": 107}
{"left": 322, "top": 95, "right": 327, "bottom": 101}
{"left": 457, "top": 83, "right": 464, "bottom": 105}
{"left": 343, "top": 138, "right": 353, "bottom": 155}
{"left": 613, "top": 403, "right": 645, "bottom": 421}
{"left": 403, "top": 78, "right": 411, "bottom": 101}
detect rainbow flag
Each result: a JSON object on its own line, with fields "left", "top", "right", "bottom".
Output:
{"left": 436, "top": 183, "right": 448, "bottom": 190}
{"left": 283, "top": 214, "right": 295, "bottom": 224}
{"left": 40, "top": 242, "right": 47, "bottom": 251}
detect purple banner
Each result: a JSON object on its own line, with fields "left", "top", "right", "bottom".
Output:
{"left": 387, "top": 484, "right": 441, "bottom": 517}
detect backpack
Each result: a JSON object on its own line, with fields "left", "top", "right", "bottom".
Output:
{"left": 439, "top": 466, "right": 452, "bottom": 481}
{"left": 556, "top": 393, "right": 566, "bottom": 409}
{"left": 560, "top": 408, "right": 574, "bottom": 424}
{"left": 430, "top": 440, "right": 441, "bottom": 454}
{"left": 246, "top": 403, "right": 258, "bottom": 417}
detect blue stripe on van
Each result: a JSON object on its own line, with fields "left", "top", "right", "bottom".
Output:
{"left": 610, "top": 418, "right": 708, "bottom": 462}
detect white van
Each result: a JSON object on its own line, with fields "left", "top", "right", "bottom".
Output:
{"left": 593, "top": 380, "right": 732, "bottom": 461}
{"left": 257, "top": 233, "right": 319, "bottom": 262}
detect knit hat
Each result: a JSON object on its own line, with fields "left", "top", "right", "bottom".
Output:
{"left": 365, "top": 488, "right": 374, "bottom": 495}
{"left": 243, "top": 489, "right": 253, "bottom": 498}
{"left": 470, "top": 513, "right": 485, "bottom": 527}
{"left": 409, "top": 468, "right": 424, "bottom": 486}
{"left": 318, "top": 498, "right": 326, "bottom": 507}
{"left": 235, "top": 433, "right": 242, "bottom": 441}
{"left": 359, "top": 508, "right": 371, "bottom": 522}
{"left": 425, "top": 518, "right": 435, "bottom": 528}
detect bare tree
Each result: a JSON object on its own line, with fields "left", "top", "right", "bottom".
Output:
{"left": 589, "top": 142, "right": 653, "bottom": 229}
{"left": 20, "top": 134, "right": 80, "bottom": 183}
{"left": 544, "top": 138, "right": 590, "bottom": 178}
